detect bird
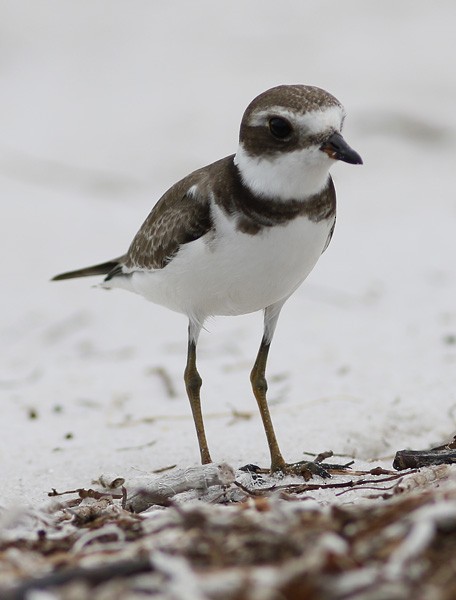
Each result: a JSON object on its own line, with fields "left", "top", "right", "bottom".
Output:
{"left": 52, "top": 84, "right": 362, "bottom": 473}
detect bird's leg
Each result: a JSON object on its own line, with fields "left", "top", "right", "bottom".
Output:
{"left": 184, "top": 323, "right": 212, "bottom": 464}
{"left": 249, "top": 303, "right": 333, "bottom": 480}
{"left": 251, "top": 336, "right": 286, "bottom": 472}
{"left": 251, "top": 301, "right": 288, "bottom": 473}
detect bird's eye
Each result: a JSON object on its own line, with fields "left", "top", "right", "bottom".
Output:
{"left": 268, "top": 117, "right": 292, "bottom": 139}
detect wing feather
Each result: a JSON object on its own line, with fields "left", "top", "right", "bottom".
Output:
{"left": 124, "top": 177, "right": 212, "bottom": 271}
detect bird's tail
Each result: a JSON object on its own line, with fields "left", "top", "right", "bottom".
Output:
{"left": 51, "top": 257, "right": 124, "bottom": 281}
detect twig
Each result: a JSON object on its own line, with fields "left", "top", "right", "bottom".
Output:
{"left": 117, "top": 440, "right": 156, "bottom": 452}
{"left": 0, "top": 557, "right": 153, "bottom": 600}
{"left": 235, "top": 471, "right": 417, "bottom": 497}
{"left": 148, "top": 366, "right": 178, "bottom": 398}
{"left": 335, "top": 480, "right": 403, "bottom": 497}
{"left": 394, "top": 439, "right": 456, "bottom": 470}
{"left": 315, "top": 450, "right": 334, "bottom": 463}
{"left": 152, "top": 463, "right": 177, "bottom": 474}
{"left": 48, "top": 488, "right": 122, "bottom": 500}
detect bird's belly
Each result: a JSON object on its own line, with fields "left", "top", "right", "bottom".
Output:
{"left": 128, "top": 215, "right": 334, "bottom": 321}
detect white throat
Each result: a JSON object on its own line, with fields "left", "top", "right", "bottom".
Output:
{"left": 234, "top": 143, "right": 332, "bottom": 201}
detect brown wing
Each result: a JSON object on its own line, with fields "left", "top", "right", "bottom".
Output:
{"left": 124, "top": 176, "right": 213, "bottom": 271}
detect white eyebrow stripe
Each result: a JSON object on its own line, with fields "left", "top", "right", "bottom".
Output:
{"left": 248, "top": 105, "right": 345, "bottom": 134}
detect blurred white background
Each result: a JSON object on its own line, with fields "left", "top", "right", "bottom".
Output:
{"left": 1, "top": 1, "right": 456, "bottom": 506}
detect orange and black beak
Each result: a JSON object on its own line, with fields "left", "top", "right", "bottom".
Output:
{"left": 320, "top": 132, "right": 363, "bottom": 165}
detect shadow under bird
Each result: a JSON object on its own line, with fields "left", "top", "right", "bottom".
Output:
{"left": 53, "top": 84, "right": 362, "bottom": 472}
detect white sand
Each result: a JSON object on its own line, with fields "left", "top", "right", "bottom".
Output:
{"left": 1, "top": 0, "right": 456, "bottom": 508}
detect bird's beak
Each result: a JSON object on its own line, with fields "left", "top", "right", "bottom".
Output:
{"left": 320, "top": 132, "right": 363, "bottom": 165}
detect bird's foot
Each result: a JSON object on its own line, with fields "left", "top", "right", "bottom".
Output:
{"left": 284, "top": 451, "right": 354, "bottom": 479}
{"left": 240, "top": 451, "right": 353, "bottom": 480}
{"left": 239, "top": 460, "right": 330, "bottom": 479}
{"left": 284, "top": 460, "right": 331, "bottom": 480}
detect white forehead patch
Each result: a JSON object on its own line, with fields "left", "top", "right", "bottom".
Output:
{"left": 248, "top": 105, "right": 345, "bottom": 135}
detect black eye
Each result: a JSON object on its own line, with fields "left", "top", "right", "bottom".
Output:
{"left": 268, "top": 117, "right": 292, "bottom": 139}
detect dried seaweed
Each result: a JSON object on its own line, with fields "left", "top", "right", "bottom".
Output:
{"left": 1, "top": 463, "right": 455, "bottom": 599}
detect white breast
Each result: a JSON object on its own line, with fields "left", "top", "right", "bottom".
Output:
{"left": 116, "top": 204, "right": 334, "bottom": 325}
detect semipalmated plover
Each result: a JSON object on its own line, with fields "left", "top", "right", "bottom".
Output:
{"left": 53, "top": 84, "right": 362, "bottom": 472}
